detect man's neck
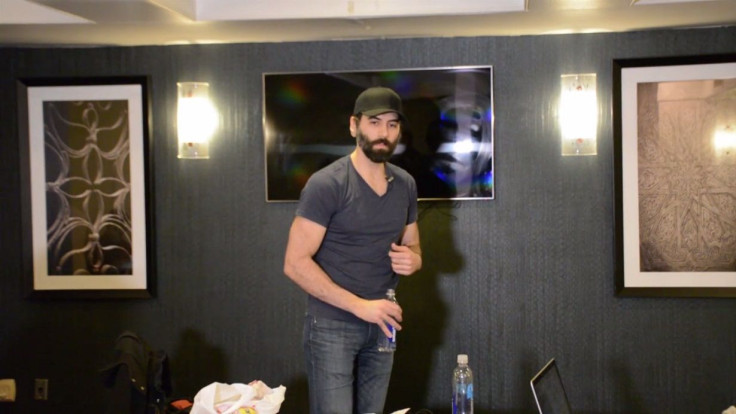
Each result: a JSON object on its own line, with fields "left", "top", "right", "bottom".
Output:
{"left": 350, "top": 149, "right": 386, "bottom": 181}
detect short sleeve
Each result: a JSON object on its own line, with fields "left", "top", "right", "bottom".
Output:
{"left": 295, "top": 169, "right": 339, "bottom": 228}
{"left": 406, "top": 175, "right": 418, "bottom": 225}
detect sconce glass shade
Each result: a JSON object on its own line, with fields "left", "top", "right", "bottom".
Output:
{"left": 177, "top": 82, "right": 217, "bottom": 159}
{"left": 560, "top": 73, "right": 597, "bottom": 156}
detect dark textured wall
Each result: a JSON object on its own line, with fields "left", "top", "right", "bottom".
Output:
{"left": 1, "top": 27, "right": 736, "bottom": 414}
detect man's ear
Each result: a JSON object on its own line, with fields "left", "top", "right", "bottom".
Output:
{"left": 349, "top": 115, "right": 358, "bottom": 137}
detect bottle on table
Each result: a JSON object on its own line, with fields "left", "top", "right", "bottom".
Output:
{"left": 377, "top": 289, "right": 398, "bottom": 352}
{"left": 452, "top": 353, "right": 474, "bottom": 414}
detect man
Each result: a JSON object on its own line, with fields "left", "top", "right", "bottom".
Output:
{"left": 283, "top": 86, "right": 422, "bottom": 414}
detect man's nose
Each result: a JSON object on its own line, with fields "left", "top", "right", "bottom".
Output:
{"left": 377, "top": 123, "right": 389, "bottom": 137}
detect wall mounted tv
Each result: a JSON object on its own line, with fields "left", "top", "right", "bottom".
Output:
{"left": 263, "top": 66, "right": 494, "bottom": 202}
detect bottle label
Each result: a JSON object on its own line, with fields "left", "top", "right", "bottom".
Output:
{"left": 452, "top": 383, "right": 473, "bottom": 414}
{"left": 388, "top": 325, "right": 396, "bottom": 343}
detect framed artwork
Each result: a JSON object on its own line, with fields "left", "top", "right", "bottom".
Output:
{"left": 17, "top": 76, "right": 155, "bottom": 299}
{"left": 613, "top": 54, "right": 736, "bottom": 297}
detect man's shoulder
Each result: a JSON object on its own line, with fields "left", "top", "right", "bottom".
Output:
{"left": 308, "top": 156, "right": 350, "bottom": 185}
{"left": 316, "top": 155, "right": 350, "bottom": 175}
{"left": 297, "top": 156, "right": 350, "bottom": 223}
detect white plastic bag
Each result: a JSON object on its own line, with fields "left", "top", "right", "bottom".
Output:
{"left": 248, "top": 380, "right": 286, "bottom": 414}
{"left": 190, "top": 381, "right": 285, "bottom": 414}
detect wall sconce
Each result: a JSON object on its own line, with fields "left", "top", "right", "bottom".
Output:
{"left": 560, "top": 73, "right": 597, "bottom": 156}
{"left": 714, "top": 124, "right": 735, "bottom": 156}
{"left": 177, "top": 82, "right": 218, "bottom": 159}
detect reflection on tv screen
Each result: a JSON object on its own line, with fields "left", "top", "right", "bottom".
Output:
{"left": 263, "top": 66, "right": 494, "bottom": 202}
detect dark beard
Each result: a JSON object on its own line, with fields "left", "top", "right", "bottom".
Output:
{"left": 357, "top": 129, "right": 398, "bottom": 163}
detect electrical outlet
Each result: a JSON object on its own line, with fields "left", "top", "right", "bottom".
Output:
{"left": 0, "top": 379, "right": 16, "bottom": 402}
{"left": 34, "top": 379, "right": 48, "bottom": 400}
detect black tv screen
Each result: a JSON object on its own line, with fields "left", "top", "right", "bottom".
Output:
{"left": 262, "top": 66, "right": 494, "bottom": 202}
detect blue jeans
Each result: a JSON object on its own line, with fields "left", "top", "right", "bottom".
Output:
{"left": 303, "top": 313, "right": 394, "bottom": 414}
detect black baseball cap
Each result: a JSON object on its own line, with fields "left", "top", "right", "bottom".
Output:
{"left": 353, "top": 86, "right": 406, "bottom": 121}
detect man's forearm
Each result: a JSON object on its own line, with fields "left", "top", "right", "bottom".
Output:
{"left": 284, "top": 256, "right": 362, "bottom": 315}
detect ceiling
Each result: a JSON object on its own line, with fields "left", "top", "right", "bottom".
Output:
{"left": 0, "top": 0, "right": 735, "bottom": 47}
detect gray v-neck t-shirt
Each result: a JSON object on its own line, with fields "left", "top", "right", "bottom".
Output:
{"left": 296, "top": 155, "right": 418, "bottom": 322}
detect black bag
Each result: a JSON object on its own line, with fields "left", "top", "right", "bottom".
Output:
{"left": 101, "top": 331, "right": 173, "bottom": 414}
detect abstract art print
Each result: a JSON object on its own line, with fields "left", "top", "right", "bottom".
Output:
{"left": 613, "top": 55, "right": 736, "bottom": 297}
{"left": 18, "top": 77, "right": 154, "bottom": 298}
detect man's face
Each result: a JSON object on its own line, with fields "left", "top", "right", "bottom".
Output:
{"left": 352, "top": 112, "right": 401, "bottom": 163}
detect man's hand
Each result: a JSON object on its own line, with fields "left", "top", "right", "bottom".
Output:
{"left": 352, "top": 298, "right": 402, "bottom": 338}
{"left": 389, "top": 242, "right": 422, "bottom": 275}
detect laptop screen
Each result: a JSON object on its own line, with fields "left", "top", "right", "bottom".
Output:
{"left": 530, "top": 358, "right": 572, "bottom": 414}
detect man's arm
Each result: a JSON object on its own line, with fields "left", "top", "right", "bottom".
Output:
{"left": 389, "top": 221, "right": 422, "bottom": 276}
{"left": 283, "top": 216, "right": 402, "bottom": 336}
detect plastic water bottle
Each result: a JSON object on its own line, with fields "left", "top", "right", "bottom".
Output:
{"left": 452, "top": 354, "right": 474, "bottom": 414}
{"left": 377, "top": 289, "right": 397, "bottom": 352}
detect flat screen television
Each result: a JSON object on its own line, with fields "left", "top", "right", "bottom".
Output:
{"left": 262, "top": 66, "right": 494, "bottom": 202}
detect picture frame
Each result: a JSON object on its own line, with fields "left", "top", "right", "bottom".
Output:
{"left": 613, "top": 54, "right": 736, "bottom": 297}
{"left": 17, "top": 76, "right": 155, "bottom": 299}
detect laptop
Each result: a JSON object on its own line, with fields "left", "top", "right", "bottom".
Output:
{"left": 530, "top": 358, "right": 573, "bottom": 414}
